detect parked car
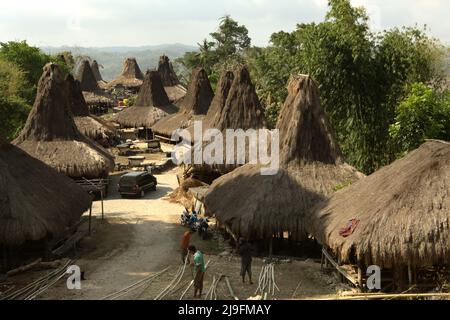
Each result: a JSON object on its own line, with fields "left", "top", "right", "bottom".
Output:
{"left": 118, "top": 171, "right": 157, "bottom": 198}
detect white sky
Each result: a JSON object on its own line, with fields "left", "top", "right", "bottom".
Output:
{"left": 0, "top": 0, "right": 448, "bottom": 47}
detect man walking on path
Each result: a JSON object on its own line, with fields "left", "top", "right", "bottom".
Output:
{"left": 180, "top": 230, "right": 194, "bottom": 263}
{"left": 238, "top": 238, "right": 253, "bottom": 284}
{"left": 189, "top": 245, "right": 206, "bottom": 298}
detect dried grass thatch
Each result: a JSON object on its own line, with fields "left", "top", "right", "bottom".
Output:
{"left": 308, "top": 140, "right": 450, "bottom": 268}
{"left": 165, "top": 84, "right": 187, "bottom": 103}
{"left": 204, "top": 74, "right": 363, "bottom": 240}
{"left": 0, "top": 137, "right": 92, "bottom": 246}
{"left": 75, "top": 60, "right": 100, "bottom": 92}
{"left": 166, "top": 177, "right": 206, "bottom": 210}
{"left": 114, "top": 71, "right": 178, "bottom": 128}
{"left": 158, "top": 55, "right": 179, "bottom": 86}
{"left": 205, "top": 66, "right": 265, "bottom": 132}
{"left": 91, "top": 60, "right": 109, "bottom": 89}
{"left": 152, "top": 68, "right": 214, "bottom": 137}
{"left": 65, "top": 74, "right": 114, "bottom": 139}
{"left": 91, "top": 60, "right": 103, "bottom": 82}
{"left": 75, "top": 60, "right": 113, "bottom": 105}
{"left": 13, "top": 63, "right": 114, "bottom": 179}
{"left": 107, "top": 58, "right": 144, "bottom": 89}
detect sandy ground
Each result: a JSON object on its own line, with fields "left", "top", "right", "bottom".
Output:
{"left": 5, "top": 167, "right": 346, "bottom": 300}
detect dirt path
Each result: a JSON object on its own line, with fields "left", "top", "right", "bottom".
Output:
{"left": 30, "top": 168, "right": 345, "bottom": 300}
{"left": 42, "top": 169, "right": 185, "bottom": 300}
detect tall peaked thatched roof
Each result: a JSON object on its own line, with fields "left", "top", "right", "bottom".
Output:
{"left": 107, "top": 58, "right": 144, "bottom": 89}
{"left": 158, "top": 55, "right": 179, "bottom": 86}
{"left": 308, "top": 140, "right": 450, "bottom": 268}
{"left": 202, "top": 70, "right": 235, "bottom": 129}
{"left": 65, "top": 74, "right": 115, "bottom": 139}
{"left": 13, "top": 63, "right": 114, "bottom": 179}
{"left": 208, "top": 66, "right": 265, "bottom": 132}
{"left": 204, "top": 74, "right": 363, "bottom": 240}
{"left": 114, "top": 70, "right": 178, "bottom": 128}
{"left": 0, "top": 137, "right": 92, "bottom": 246}
{"left": 152, "top": 68, "right": 214, "bottom": 137}
{"left": 75, "top": 60, "right": 100, "bottom": 92}
{"left": 182, "top": 68, "right": 214, "bottom": 115}
{"left": 91, "top": 60, "right": 103, "bottom": 82}
{"left": 65, "top": 74, "right": 90, "bottom": 117}
{"left": 135, "top": 71, "right": 170, "bottom": 107}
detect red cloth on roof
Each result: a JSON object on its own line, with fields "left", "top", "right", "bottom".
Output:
{"left": 339, "top": 219, "right": 360, "bottom": 237}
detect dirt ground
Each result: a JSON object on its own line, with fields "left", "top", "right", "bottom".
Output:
{"left": 6, "top": 167, "right": 349, "bottom": 300}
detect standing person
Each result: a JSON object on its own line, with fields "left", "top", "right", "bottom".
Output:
{"left": 189, "top": 245, "right": 205, "bottom": 298}
{"left": 180, "top": 230, "right": 194, "bottom": 264}
{"left": 238, "top": 238, "right": 253, "bottom": 284}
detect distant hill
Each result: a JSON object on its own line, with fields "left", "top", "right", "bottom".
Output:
{"left": 41, "top": 44, "right": 197, "bottom": 81}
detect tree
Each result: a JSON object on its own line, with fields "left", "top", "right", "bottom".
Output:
{"left": 177, "top": 16, "right": 251, "bottom": 86}
{"left": 246, "top": 0, "right": 447, "bottom": 173}
{"left": 0, "top": 57, "right": 31, "bottom": 140}
{"left": 389, "top": 83, "right": 450, "bottom": 156}
{"left": 0, "top": 41, "right": 71, "bottom": 104}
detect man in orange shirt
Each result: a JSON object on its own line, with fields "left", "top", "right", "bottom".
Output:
{"left": 180, "top": 230, "right": 194, "bottom": 264}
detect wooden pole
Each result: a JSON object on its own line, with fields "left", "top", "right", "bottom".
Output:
{"left": 269, "top": 236, "right": 273, "bottom": 257}
{"left": 89, "top": 204, "right": 92, "bottom": 235}
{"left": 101, "top": 190, "right": 104, "bottom": 221}
{"left": 407, "top": 262, "right": 412, "bottom": 286}
{"left": 320, "top": 251, "right": 324, "bottom": 271}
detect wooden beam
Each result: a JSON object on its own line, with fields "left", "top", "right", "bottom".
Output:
{"left": 322, "top": 248, "right": 359, "bottom": 287}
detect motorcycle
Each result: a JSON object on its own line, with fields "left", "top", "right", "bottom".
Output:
{"left": 197, "top": 218, "right": 209, "bottom": 240}
{"left": 180, "top": 211, "right": 198, "bottom": 231}
{"left": 180, "top": 211, "right": 191, "bottom": 227}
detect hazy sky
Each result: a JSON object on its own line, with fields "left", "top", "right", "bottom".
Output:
{"left": 0, "top": 0, "right": 448, "bottom": 47}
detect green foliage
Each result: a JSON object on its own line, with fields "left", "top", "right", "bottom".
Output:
{"left": 177, "top": 16, "right": 251, "bottom": 87}
{"left": 0, "top": 41, "right": 71, "bottom": 105}
{"left": 245, "top": 0, "right": 447, "bottom": 174}
{"left": 389, "top": 83, "right": 450, "bottom": 156}
{"left": 0, "top": 57, "right": 31, "bottom": 140}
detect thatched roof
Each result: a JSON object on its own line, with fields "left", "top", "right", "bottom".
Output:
{"left": 114, "top": 71, "right": 178, "bottom": 128}
{"left": 91, "top": 60, "right": 103, "bottom": 82}
{"left": 165, "top": 85, "right": 187, "bottom": 103}
{"left": 206, "top": 66, "right": 265, "bottom": 132}
{"left": 75, "top": 60, "right": 100, "bottom": 92}
{"left": 202, "top": 70, "right": 235, "bottom": 130}
{"left": 152, "top": 68, "right": 214, "bottom": 137}
{"left": 75, "top": 60, "right": 112, "bottom": 104}
{"left": 0, "top": 137, "right": 92, "bottom": 246}
{"left": 308, "top": 140, "right": 450, "bottom": 268}
{"left": 107, "top": 58, "right": 144, "bottom": 89}
{"left": 204, "top": 74, "right": 363, "bottom": 240}
{"left": 91, "top": 60, "right": 109, "bottom": 89}
{"left": 13, "top": 63, "right": 114, "bottom": 179}
{"left": 158, "top": 55, "right": 179, "bottom": 86}
{"left": 65, "top": 74, "right": 115, "bottom": 139}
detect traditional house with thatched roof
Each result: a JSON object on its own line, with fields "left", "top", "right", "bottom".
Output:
{"left": 91, "top": 60, "right": 108, "bottom": 89}
{"left": 204, "top": 75, "right": 363, "bottom": 248}
{"left": 13, "top": 63, "right": 114, "bottom": 180}
{"left": 114, "top": 70, "right": 178, "bottom": 138}
{"left": 158, "top": 55, "right": 186, "bottom": 103}
{"left": 152, "top": 68, "right": 214, "bottom": 139}
{"left": 65, "top": 74, "right": 115, "bottom": 143}
{"left": 307, "top": 140, "right": 450, "bottom": 288}
{"left": 181, "top": 67, "right": 266, "bottom": 179}
{"left": 0, "top": 137, "right": 92, "bottom": 272}
{"left": 107, "top": 58, "right": 144, "bottom": 92}
{"left": 75, "top": 60, "right": 114, "bottom": 114}
{"left": 204, "top": 66, "right": 265, "bottom": 133}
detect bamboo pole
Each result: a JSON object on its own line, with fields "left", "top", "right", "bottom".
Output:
{"left": 318, "top": 293, "right": 450, "bottom": 300}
